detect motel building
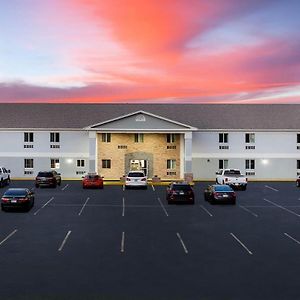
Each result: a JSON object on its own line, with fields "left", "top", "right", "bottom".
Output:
{"left": 0, "top": 103, "right": 300, "bottom": 181}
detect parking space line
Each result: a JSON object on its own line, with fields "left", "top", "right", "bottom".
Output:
{"left": 199, "top": 205, "right": 213, "bottom": 217}
{"left": 34, "top": 196, "right": 54, "bottom": 215}
{"left": 0, "top": 229, "right": 18, "bottom": 246}
{"left": 239, "top": 205, "right": 258, "bottom": 218}
{"left": 157, "top": 197, "right": 169, "bottom": 217}
{"left": 123, "top": 185, "right": 125, "bottom": 191}
{"left": 58, "top": 230, "right": 72, "bottom": 252}
{"left": 121, "top": 232, "right": 125, "bottom": 253}
{"left": 265, "top": 185, "right": 279, "bottom": 192}
{"left": 230, "top": 233, "right": 253, "bottom": 255}
{"left": 122, "top": 197, "right": 125, "bottom": 217}
{"left": 263, "top": 198, "right": 300, "bottom": 218}
{"left": 176, "top": 233, "right": 188, "bottom": 254}
{"left": 61, "top": 184, "right": 69, "bottom": 191}
{"left": 151, "top": 185, "right": 155, "bottom": 191}
{"left": 78, "top": 197, "right": 90, "bottom": 216}
{"left": 284, "top": 233, "right": 300, "bottom": 245}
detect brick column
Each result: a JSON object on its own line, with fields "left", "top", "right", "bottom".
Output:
{"left": 184, "top": 132, "right": 193, "bottom": 182}
{"left": 88, "top": 131, "right": 97, "bottom": 173}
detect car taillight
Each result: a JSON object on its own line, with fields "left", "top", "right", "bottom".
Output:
{"left": 1, "top": 197, "right": 10, "bottom": 202}
{"left": 18, "top": 198, "right": 29, "bottom": 202}
{"left": 213, "top": 192, "right": 220, "bottom": 197}
{"left": 246, "top": 177, "right": 248, "bottom": 182}
{"left": 126, "top": 177, "right": 130, "bottom": 181}
{"left": 141, "top": 178, "right": 146, "bottom": 181}
{"left": 233, "top": 192, "right": 236, "bottom": 197}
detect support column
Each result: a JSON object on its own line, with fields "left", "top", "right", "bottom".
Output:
{"left": 88, "top": 131, "right": 97, "bottom": 173}
{"left": 184, "top": 132, "right": 193, "bottom": 182}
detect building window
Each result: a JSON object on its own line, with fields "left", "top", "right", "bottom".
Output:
{"left": 24, "top": 159, "right": 34, "bottom": 169}
{"left": 51, "top": 159, "right": 60, "bottom": 169}
{"left": 102, "top": 159, "right": 111, "bottom": 169}
{"left": 297, "top": 160, "right": 300, "bottom": 170}
{"left": 219, "top": 133, "right": 228, "bottom": 143}
{"left": 102, "top": 133, "right": 111, "bottom": 143}
{"left": 167, "top": 159, "right": 176, "bottom": 169}
{"left": 245, "top": 133, "right": 255, "bottom": 143}
{"left": 134, "top": 133, "right": 144, "bottom": 143}
{"left": 24, "top": 132, "right": 34, "bottom": 143}
{"left": 167, "top": 134, "right": 176, "bottom": 143}
{"left": 297, "top": 134, "right": 300, "bottom": 144}
{"left": 77, "top": 159, "right": 85, "bottom": 167}
{"left": 219, "top": 159, "right": 228, "bottom": 169}
{"left": 50, "top": 132, "right": 60, "bottom": 143}
{"left": 245, "top": 159, "right": 255, "bottom": 170}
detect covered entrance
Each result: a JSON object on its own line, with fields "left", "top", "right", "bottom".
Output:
{"left": 130, "top": 159, "right": 148, "bottom": 176}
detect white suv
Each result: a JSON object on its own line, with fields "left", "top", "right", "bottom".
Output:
{"left": 0, "top": 167, "right": 10, "bottom": 188}
{"left": 125, "top": 171, "right": 147, "bottom": 189}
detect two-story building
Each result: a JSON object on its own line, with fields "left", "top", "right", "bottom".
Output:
{"left": 0, "top": 103, "right": 300, "bottom": 181}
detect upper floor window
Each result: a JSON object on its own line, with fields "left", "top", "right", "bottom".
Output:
{"left": 24, "top": 132, "right": 34, "bottom": 143}
{"left": 219, "top": 133, "right": 228, "bottom": 143}
{"left": 245, "top": 133, "right": 255, "bottom": 143}
{"left": 50, "top": 132, "right": 60, "bottom": 143}
{"left": 102, "top": 133, "right": 111, "bottom": 143}
{"left": 167, "top": 134, "right": 176, "bottom": 143}
{"left": 134, "top": 133, "right": 144, "bottom": 143}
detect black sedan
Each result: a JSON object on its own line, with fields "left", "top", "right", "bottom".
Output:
{"left": 166, "top": 182, "right": 195, "bottom": 204}
{"left": 204, "top": 184, "right": 236, "bottom": 205}
{"left": 1, "top": 188, "right": 35, "bottom": 211}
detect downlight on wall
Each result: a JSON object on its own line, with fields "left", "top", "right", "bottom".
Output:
{"left": 261, "top": 159, "right": 269, "bottom": 165}
{"left": 66, "top": 158, "right": 73, "bottom": 164}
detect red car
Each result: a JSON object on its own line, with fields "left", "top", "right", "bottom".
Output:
{"left": 297, "top": 176, "right": 300, "bottom": 187}
{"left": 82, "top": 173, "right": 104, "bottom": 189}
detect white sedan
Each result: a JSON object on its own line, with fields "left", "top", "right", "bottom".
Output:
{"left": 125, "top": 171, "right": 148, "bottom": 189}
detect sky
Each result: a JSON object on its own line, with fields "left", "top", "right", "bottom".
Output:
{"left": 0, "top": 0, "right": 300, "bottom": 103}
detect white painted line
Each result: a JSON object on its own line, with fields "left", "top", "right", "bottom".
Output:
{"left": 265, "top": 185, "right": 279, "bottom": 192}
{"left": 157, "top": 197, "right": 169, "bottom": 217}
{"left": 121, "top": 232, "right": 125, "bottom": 253}
{"left": 263, "top": 198, "right": 300, "bottom": 218}
{"left": 239, "top": 205, "right": 258, "bottom": 218}
{"left": 284, "top": 233, "right": 300, "bottom": 245}
{"left": 58, "top": 230, "right": 72, "bottom": 252}
{"left": 122, "top": 197, "right": 125, "bottom": 217}
{"left": 61, "top": 184, "right": 69, "bottom": 191}
{"left": 199, "top": 205, "right": 213, "bottom": 217}
{"left": 176, "top": 232, "right": 188, "bottom": 254}
{"left": 0, "top": 229, "right": 18, "bottom": 246}
{"left": 78, "top": 197, "right": 90, "bottom": 216}
{"left": 151, "top": 185, "right": 155, "bottom": 191}
{"left": 123, "top": 185, "right": 125, "bottom": 191}
{"left": 34, "top": 196, "right": 54, "bottom": 215}
{"left": 230, "top": 233, "right": 253, "bottom": 255}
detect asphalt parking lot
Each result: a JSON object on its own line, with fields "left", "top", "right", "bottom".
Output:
{"left": 0, "top": 181, "right": 300, "bottom": 300}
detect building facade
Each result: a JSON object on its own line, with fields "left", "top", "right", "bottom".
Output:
{"left": 0, "top": 103, "right": 300, "bottom": 181}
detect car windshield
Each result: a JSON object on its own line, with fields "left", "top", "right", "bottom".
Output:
{"left": 214, "top": 185, "right": 233, "bottom": 192}
{"left": 86, "top": 175, "right": 100, "bottom": 180}
{"left": 128, "top": 172, "right": 145, "bottom": 177}
{"left": 224, "top": 170, "right": 241, "bottom": 175}
{"left": 172, "top": 184, "right": 192, "bottom": 191}
{"left": 4, "top": 189, "right": 27, "bottom": 197}
{"left": 37, "top": 172, "right": 53, "bottom": 177}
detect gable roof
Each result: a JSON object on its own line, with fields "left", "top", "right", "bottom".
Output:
{"left": 0, "top": 103, "right": 299, "bottom": 130}
{"left": 86, "top": 110, "right": 197, "bottom": 131}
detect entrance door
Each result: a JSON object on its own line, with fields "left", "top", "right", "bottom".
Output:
{"left": 130, "top": 159, "right": 148, "bottom": 177}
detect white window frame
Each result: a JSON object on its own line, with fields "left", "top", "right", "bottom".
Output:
{"left": 167, "top": 159, "right": 176, "bottom": 169}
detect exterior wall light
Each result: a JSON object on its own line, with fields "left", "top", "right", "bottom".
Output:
{"left": 261, "top": 159, "right": 269, "bottom": 165}
{"left": 66, "top": 158, "right": 73, "bottom": 164}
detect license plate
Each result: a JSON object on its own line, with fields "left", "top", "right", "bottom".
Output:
{"left": 179, "top": 191, "right": 184, "bottom": 195}
{"left": 223, "top": 195, "right": 229, "bottom": 198}
{"left": 134, "top": 179, "right": 138, "bottom": 182}
{"left": 11, "top": 200, "right": 17, "bottom": 203}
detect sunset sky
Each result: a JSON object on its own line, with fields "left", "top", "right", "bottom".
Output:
{"left": 0, "top": 0, "right": 300, "bottom": 103}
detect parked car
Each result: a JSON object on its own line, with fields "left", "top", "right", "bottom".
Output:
{"left": 297, "top": 176, "right": 300, "bottom": 187}
{"left": 125, "top": 171, "right": 147, "bottom": 189}
{"left": 35, "top": 171, "right": 61, "bottom": 188}
{"left": 204, "top": 184, "right": 236, "bottom": 205}
{"left": 166, "top": 182, "right": 195, "bottom": 204}
{"left": 1, "top": 188, "right": 35, "bottom": 211}
{"left": 0, "top": 166, "right": 10, "bottom": 188}
{"left": 216, "top": 169, "right": 247, "bottom": 190}
{"left": 82, "top": 173, "right": 104, "bottom": 189}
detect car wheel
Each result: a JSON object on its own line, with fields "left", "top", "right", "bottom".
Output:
{"left": 297, "top": 182, "right": 300, "bottom": 187}
{"left": 35, "top": 184, "right": 39, "bottom": 188}
{"left": 58, "top": 180, "right": 61, "bottom": 186}
{"left": 0, "top": 180, "right": 3, "bottom": 188}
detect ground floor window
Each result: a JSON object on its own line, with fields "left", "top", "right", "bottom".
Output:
{"left": 167, "top": 159, "right": 176, "bottom": 169}
{"left": 102, "top": 159, "right": 111, "bottom": 169}
{"left": 77, "top": 159, "right": 85, "bottom": 167}
{"left": 245, "top": 159, "right": 255, "bottom": 175}
{"left": 51, "top": 158, "right": 60, "bottom": 169}
{"left": 24, "top": 158, "right": 34, "bottom": 169}
{"left": 219, "top": 159, "right": 228, "bottom": 169}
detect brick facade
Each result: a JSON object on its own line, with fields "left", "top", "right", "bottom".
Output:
{"left": 97, "top": 133, "right": 181, "bottom": 179}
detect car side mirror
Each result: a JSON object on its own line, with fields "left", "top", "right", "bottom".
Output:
{"left": 82, "top": 176, "right": 85, "bottom": 178}
{"left": 215, "top": 171, "right": 220, "bottom": 175}
{"left": 57, "top": 173, "right": 61, "bottom": 175}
